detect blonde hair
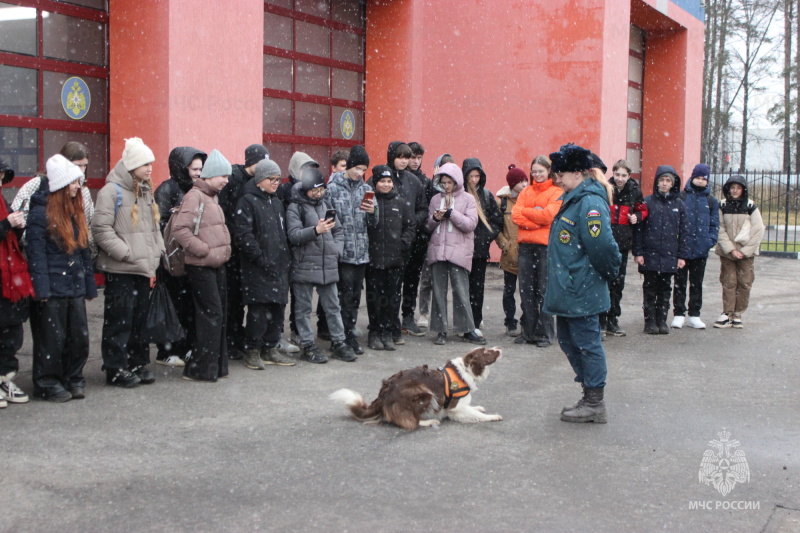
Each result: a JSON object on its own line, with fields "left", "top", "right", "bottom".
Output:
{"left": 588, "top": 168, "right": 614, "bottom": 204}
{"left": 129, "top": 174, "right": 160, "bottom": 227}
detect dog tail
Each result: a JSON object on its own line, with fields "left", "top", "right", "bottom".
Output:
{"left": 329, "top": 388, "right": 383, "bottom": 424}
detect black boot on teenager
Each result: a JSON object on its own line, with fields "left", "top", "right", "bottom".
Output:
{"left": 301, "top": 343, "right": 328, "bottom": 364}
{"left": 380, "top": 332, "right": 396, "bottom": 351}
{"left": 330, "top": 341, "right": 357, "bottom": 362}
{"left": 129, "top": 365, "right": 155, "bottom": 384}
{"left": 605, "top": 316, "right": 626, "bottom": 337}
{"left": 106, "top": 368, "right": 141, "bottom": 388}
{"left": 367, "top": 331, "right": 383, "bottom": 351}
{"left": 657, "top": 307, "right": 670, "bottom": 335}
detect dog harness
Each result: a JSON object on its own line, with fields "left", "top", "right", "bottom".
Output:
{"left": 440, "top": 362, "right": 470, "bottom": 408}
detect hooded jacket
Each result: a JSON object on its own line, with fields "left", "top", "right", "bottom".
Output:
{"left": 542, "top": 178, "right": 620, "bottom": 318}
{"left": 715, "top": 175, "right": 765, "bottom": 259}
{"left": 233, "top": 179, "right": 290, "bottom": 305}
{"left": 387, "top": 141, "right": 427, "bottom": 230}
{"left": 511, "top": 178, "right": 563, "bottom": 246}
{"left": 154, "top": 147, "right": 207, "bottom": 231}
{"left": 681, "top": 175, "right": 720, "bottom": 259}
{"left": 326, "top": 171, "right": 377, "bottom": 265}
{"left": 409, "top": 166, "right": 435, "bottom": 237}
{"left": 26, "top": 181, "right": 97, "bottom": 300}
{"left": 495, "top": 186, "right": 520, "bottom": 274}
{"left": 278, "top": 152, "right": 318, "bottom": 209}
{"left": 426, "top": 164, "right": 478, "bottom": 272}
{"left": 366, "top": 178, "right": 416, "bottom": 269}
{"left": 171, "top": 179, "right": 231, "bottom": 268}
{"left": 632, "top": 165, "right": 690, "bottom": 273}
{"left": 286, "top": 182, "right": 344, "bottom": 285}
{"left": 609, "top": 177, "right": 647, "bottom": 251}
{"left": 92, "top": 160, "right": 165, "bottom": 277}
{"left": 462, "top": 158, "right": 503, "bottom": 260}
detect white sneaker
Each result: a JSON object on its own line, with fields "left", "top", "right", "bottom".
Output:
{"left": 278, "top": 338, "right": 300, "bottom": 354}
{"left": 417, "top": 314, "right": 429, "bottom": 328}
{"left": 671, "top": 316, "right": 685, "bottom": 329}
{"left": 686, "top": 317, "right": 706, "bottom": 329}
{"left": 0, "top": 374, "right": 29, "bottom": 403}
{"left": 156, "top": 355, "right": 185, "bottom": 367}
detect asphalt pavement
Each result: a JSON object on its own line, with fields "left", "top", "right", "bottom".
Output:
{"left": 2, "top": 255, "right": 799, "bottom": 532}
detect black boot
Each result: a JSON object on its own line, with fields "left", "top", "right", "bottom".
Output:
{"left": 561, "top": 384, "right": 585, "bottom": 414}
{"left": 643, "top": 308, "right": 659, "bottom": 335}
{"left": 657, "top": 307, "right": 670, "bottom": 335}
{"left": 367, "top": 331, "right": 383, "bottom": 351}
{"left": 560, "top": 387, "right": 607, "bottom": 423}
{"left": 605, "top": 316, "right": 626, "bottom": 337}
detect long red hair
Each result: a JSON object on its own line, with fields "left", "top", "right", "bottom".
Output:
{"left": 46, "top": 186, "right": 89, "bottom": 254}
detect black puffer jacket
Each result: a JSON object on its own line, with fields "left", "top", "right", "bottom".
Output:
{"left": 233, "top": 179, "right": 290, "bottom": 305}
{"left": 0, "top": 198, "right": 29, "bottom": 327}
{"left": 154, "top": 147, "right": 206, "bottom": 231}
{"left": 462, "top": 158, "right": 503, "bottom": 260}
{"left": 387, "top": 141, "right": 427, "bottom": 230}
{"left": 26, "top": 181, "right": 97, "bottom": 300}
{"left": 610, "top": 177, "right": 646, "bottom": 251}
{"left": 366, "top": 180, "right": 416, "bottom": 269}
{"left": 410, "top": 166, "right": 435, "bottom": 237}
{"left": 632, "top": 165, "right": 690, "bottom": 273}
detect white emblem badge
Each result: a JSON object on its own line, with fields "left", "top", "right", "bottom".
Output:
{"left": 699, "top": 429, "right": 750, "bottom": 496}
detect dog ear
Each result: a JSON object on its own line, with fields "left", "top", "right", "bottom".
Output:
{"left": 463, "top": 347, "right": 485, "bottom": 367}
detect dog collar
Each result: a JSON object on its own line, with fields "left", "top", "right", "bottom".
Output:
{"left": 440, "top": 362, "right": 470, "bottom": 409}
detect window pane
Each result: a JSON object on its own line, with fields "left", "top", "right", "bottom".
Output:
{"left": 43, "top": 130, "right": 108, "bottom": 181}
{"left": 295, "top": 61, "right": 329, "bottom": 97}
{"left": 628, "top": 55, "right": 643, "bottom": 85}
{"left": 332, "top": 30, "right": 363, "bottom": 65}
{"left": 264, "top": 55, "right": 293, "bottom": 92}
{"left": 626, "top": 148, "right": 641, "bottom": 174}
{"left": 43, "top": 72, "right": 107, "bottom": 122}
{"left": 332, "top": 68, "right": 362, "bottom": 102}
{"left": 54, "top": 0, "right": 107, "bottom": 10}
{"left": 0, "top": 3, "right": 37, "bottom": 55}
{"left": 0, "top": 65, "right": 37, "bottom": 117}
{"left": 629, "top": 26, "right": 645, "bottom": 54}
{"left": 264, "top": 11, "right": 292, "bottom": 50}
{"left": 263, "top": 97, "right": 293, "bottom": 135}
{"left": 627, "top": 86, "right": 642, "bottom": 114}
{"left": 43, "top": 11, "right": 107, "bottom": 66}
{"left": 0, "top": 127, "right": 39, "bottom": 177}
{"left": 295, "top": 144, "right": 329, "bottom": 172}
{"left": 265, "top": 0, "right": 292, "bottom": 8}
{"left": 332, "top": 106, "right": 362, "bottom": 141}
{"left": 627, "top": 117, "right": 641, "bottom": 144}
{"left": 295, "top": 0, "right": 329, "bottom": 17}
{"left": 332, "top": 0, "right": 364, "bottom": 28}
{"left": 295, "top": 20, "right": 330, "bottom": 57}
{"left": 295, "top": 101, "right": 330, "bottom": 138}
{"left": 266, "top": 142, "right": 293, "bottom": 178}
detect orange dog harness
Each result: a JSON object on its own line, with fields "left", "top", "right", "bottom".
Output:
{"left": 440, "top": 363, "right": 470, "bottom": 408}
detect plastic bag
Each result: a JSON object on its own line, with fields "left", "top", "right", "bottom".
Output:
{"left": 139, "top": 275, "right": 185, "bottom": 345}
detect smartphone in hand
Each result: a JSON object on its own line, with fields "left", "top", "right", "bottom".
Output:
{"left": 325, "top": 209, "right": 337, "bottom": 221}
{"left": 363, "top": 190, "right": 375, "bottom": 202}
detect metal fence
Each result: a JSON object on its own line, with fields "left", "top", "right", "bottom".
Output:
{"left": 709, "top": 170, "right": 800, "bottom": 255}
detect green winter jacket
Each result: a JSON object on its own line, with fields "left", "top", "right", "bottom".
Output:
{"left": 543, "top": 178, "right": 621, "bottom": 318}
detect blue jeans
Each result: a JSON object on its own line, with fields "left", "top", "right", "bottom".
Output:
{"left": 556, "top": 315, "right": 607, "bottom": 389}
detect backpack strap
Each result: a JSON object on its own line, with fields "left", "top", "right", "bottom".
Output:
{"left": 113, "top": 183, "right": 123, "bottom": 218}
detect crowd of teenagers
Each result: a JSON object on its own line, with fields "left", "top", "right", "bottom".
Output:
{"left": 0, "top": 140, "right": 764, "bottom": 423}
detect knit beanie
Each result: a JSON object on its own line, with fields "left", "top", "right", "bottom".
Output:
{"left": 0, "top": 157, "right": 14, "bottom": 185}
{"left": 200, "top": 149, "right": 232, "bottom": 179}
{"left": 122, "top": 137, "right": 155, "bottom": 171}
{"left": 371, "top": 165, "right": 393, "bottom": 182}
{"left": 506, "top": 165, "right": 527, "bottom": 189}
{"left": 550, "top": 144, "right": 592, "bottom": 174}
{"left": 690, "top": 163, "right": 711, "bottom": 180}
{"left": 346, "top": 145, "right": 370, "bottom": 169}
{"left": 589, "top": 152, "right": 607, "bottom": 174}
{"left": 254, "top": 159, "right": 282, "bottom": 184}
{"left": 299, "top": 167, "right": 326, "bottom": 191}
{"left": 244, "top": 144, "right": 270, "bottom": 168}
{"left": 46, "top": 154, "right": 83, "bottom": 192}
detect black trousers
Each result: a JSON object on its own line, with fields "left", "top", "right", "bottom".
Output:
{"left": 518, "top": 243, "right": 555, "bottom": 342}
{"left": 642, "top": 271, "right": 673, "bottom": 321}
{"left": 336, "top": 263, "right": 366, "bottom": 337}
{"left": 102, "top": 273, "right": 151, "bottom": 371}
{"left": 366, "top": 266, "right": 403, "bottom": 334}
{"left": 401, "top": 234, "right": 429, "bottom": 319}
{"left": 32, "top": 297, "right": 89, "bottom": 393}
{"left": 468, "top": 256, "right": 489, "bottom": 328}
{"left": 672, "top": 257, "right": 707, "bottom": 317}
{"left": 606, "top": 250, "right": 630, "bottom": 319}
{"left": 225, "top": 252, "right": 245, "bottom": 352}
{"left": 0, "top": 323, "right": 23, "bottom": 376}
{"left": 185, "top": 265, "right": 228, "bottom": 381}
{"left": 156, "top": 266, "right": 195, "bottom": 359}
{"left": 244, "top": 302, "right": 285, "bottom": 351}
{"left": 502, "top": 271, "right": 518, "bottom": 329}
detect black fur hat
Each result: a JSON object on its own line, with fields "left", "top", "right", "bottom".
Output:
{"left": 589, "top": 152, "right": 607, "bottom": 174}
{"left": 549, "top": 144, "right": 592, "bottom": 173}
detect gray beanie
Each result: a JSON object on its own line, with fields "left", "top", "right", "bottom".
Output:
{"left": 200, "top": 149, "right": 232, "bottom": 178}
{"left": 254, "top": 159, "right": 282, "bottom": 183}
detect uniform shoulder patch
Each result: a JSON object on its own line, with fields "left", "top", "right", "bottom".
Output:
{"left": 559, "top": 229, "right": 571, "bottom": 244}
{"left": 587, "top": 209, "right": 601, "bottom": 217}
{"left": 588, "top": 219, "right": 602, "bottom": 238}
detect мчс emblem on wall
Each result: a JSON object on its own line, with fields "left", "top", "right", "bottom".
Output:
{"left": 61, "top": 77, "right": 91, "bottom": 120}
{"left": 699, "top": 429, "right": 750, "bottom": 496}
{"left": 340, "top": 109, "right": 355, "bottom": 140}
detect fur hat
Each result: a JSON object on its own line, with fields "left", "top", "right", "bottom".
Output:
{"left": 549, "top": 144, "right": 592, "bottom": 174}
{"left": 200, "top": 149, "right": 232, "bottom": 179}
{"left": 244, "top": 144, "right": 270, "bottom": 168}
{"left": 0, "top": 157, "right": 14, "bottom": 185}
{"left": 122, "top": 137, "right": 155, "bottom": 171}
{"left": 346, "top": 145, "right": 370, "bottom": 169}
{"left": 254, "top": 159, "right": 282, "bottom": 184}
{"left": 299, "top": 167, "right": 326, "bottom": 191}
{"left": 46, "top": 154, "right": 83, "bottom": 192}
{"left": 690, "top": 163, "right": 710, "bottom": 180}
{"left": 506, "top": 164, "right": 528, "bottom": 189}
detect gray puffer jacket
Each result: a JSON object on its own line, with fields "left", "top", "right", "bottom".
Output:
{"left": 286, "top": 182, "right": 343, "bottom": 285}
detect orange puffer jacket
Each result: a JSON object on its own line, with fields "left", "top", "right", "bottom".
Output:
{"left": 511, "top": 179, "right": 563, "bottom": 245}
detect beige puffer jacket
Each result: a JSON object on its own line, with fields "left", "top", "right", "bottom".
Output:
{"left": 715, "top": 201, "right": 765, "bottom": 259}
{"left": 172, "top": 179, "right": 231, "bottom": 268}
{"left": 92, "top": 160, "right": 165, "bottom": 277}
{"left": 495, "top": 185, "right": 520, "bottom": 275}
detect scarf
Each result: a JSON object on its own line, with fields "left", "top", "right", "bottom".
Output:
{"left": 0, "top": 200, "right": 35, "bottom": 302}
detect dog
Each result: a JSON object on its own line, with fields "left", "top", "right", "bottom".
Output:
{"left": 329, "top": 346, "right": 503, "bottom": 431}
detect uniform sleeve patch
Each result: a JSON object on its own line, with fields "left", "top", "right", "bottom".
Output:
{"left": 587, "top": 209, "right": 601, "bottom": 217}
{"left": 588, "top": 219, "right": 602, "bottom": 238}
{"left": 559, "top": 229, "right": 571, "bottom": 243}
{"left": 560, "top": 216, "right": 576, "bottom": 226}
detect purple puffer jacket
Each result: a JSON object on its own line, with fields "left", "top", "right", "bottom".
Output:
{"left": 426, "top": 163, "right": 478, "bottom": 272}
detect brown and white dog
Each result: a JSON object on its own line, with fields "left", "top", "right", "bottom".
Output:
{"left": 329, "top": 346, "right": 503, "bottom": 431}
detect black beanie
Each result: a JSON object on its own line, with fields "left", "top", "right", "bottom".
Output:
{"left": 244, "top": 144, "right": 270, "bottom": 168}
{"left": 300, "top": 167, "right": 326, "bottom": 191}
{"left": 0, "top": 157, "right": 14, "bottom": 185}
{"left": 589, "top": 152, "right": 607, "bottom": 174}
{"left": 346, "top": 145, "right": 370, "bottom": 169}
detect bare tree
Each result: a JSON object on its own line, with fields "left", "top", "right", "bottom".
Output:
{"left": 702, "top": 0, "right": 735, "bottom": 169}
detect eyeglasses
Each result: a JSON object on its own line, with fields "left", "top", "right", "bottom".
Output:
{"left": 263, "top": 177, "right": 281, "bottom": 184}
